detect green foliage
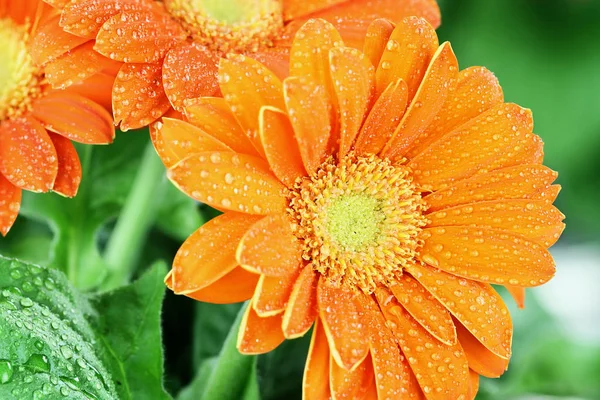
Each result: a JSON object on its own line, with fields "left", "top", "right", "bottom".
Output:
{"left": 0, "top": 256, "right": 170, "bottom": 399}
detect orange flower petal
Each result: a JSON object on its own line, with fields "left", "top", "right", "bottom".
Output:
{"left": 362, "top": 19, "right": 395, "bottom": 68}
{"left": 30, "top": 15, "right": 88, "bottom": 66}
{"left": 183, "top": 97, "right": 259, "bottom": 157}
{"left": 356, "top": 293, "right": 424, "bottom": 399}
{"left": 303, "top": 319, "right": 332, "bottom": 400}
{"left": 330, "top": 353, "right": 373, "bottom": 400}
{"left": 504, "top": 285, "right": 526, "bottom": 309}
{"left": 406, "top": 263, "right": 512, "bottom": 359}
{"left": 60, "top": 0, "right": 160, "bottom": 38}
{"left": 237, "top": 213, "right": 303, "bottom": 276}
{"left": 388, "top": 274, "right": 457, "bottom": 346}
{"left": 282, "top": 0, "right": 347, "bottom": 20}
{"left": 64, "top": 71, "right": 115, "bottom": 110}
{"left": 330, "top": 47, "right": 374, "bottom": 158}
{"left": 173, "top": 267, "right": 259, "bottom": 304}
{"left": 237, "top": 304, "right": 285, "bottom": 354}
{"left": 218, "top": 54, "right": 285, "bottom": 156}
{"left": 0, "top": 175, "right": 21, "bottom": 236}
{"left": 48, "top": 132, "right": 81, "bottom": 197}
{"left": 427, "top": 199, "right": 565, "bottom": 248}
{"left": 43, "top": 41, "right": 122, "bottom": 89}
{"left": 250, "top": 47, "right": 290, "bottom": 81}
{"left": 424, "top": 164, "right": 558, "bottom": 212}
{"left": 318, "top": 278, "right": 369, "bottom": 370}
{"left": 283, "top": 76, "right": 332, "bottom": 174}
{"left": 162, "top": 42, "right": 219, "bottom": 111}
{"left": 282, "top": 266, "right": 318, "bottom": 339}
{"left": 170, "top": 212, "right": 261, "bottom": 294}
{"left": 375, "top": 17, "right": 438, "bottom": 100}
{"left": 168, "top": 151, "right": 287, "bottom": 215}
{"left": 253, "top": 271, "right": 299, "bottom": 317}
{"left": 382, "top": 42, "right": 459, "bottom": 161}
{"left": 419, "top": 226, "right": 556, "bottom": 287}
{"left": 354, "top": 78, "right": 408, "bottom": 155}
{"left": 409, "top": 103, "right": 543, "bottom": 191}
{"left": 259, "top": 106, "right": 307, "bottom": 186}
{"left": 31, "top": 91, "right": 114, "bottom": 144}
{"left": 406, "top": 66, "right": 504, "bottom": 159}
{"left": 94, "top": 10, "right": 185, "bottom": 63}
{"left": 0, "top": 117, "right": 57, "bottom": 192}
{"left": 152, "top": 117, "right": 232, "bottom": 168}
{"left": 113, "top": 63, "right": 171, "bottom": 131}
{"left": 456, "top": 321, "right": 509, "bottom": 378}
{"left": 468, "top": 369, "right": 479, "bottom": 400}
{"left": 376, "top": 297, "right": 471, "bottom": 400}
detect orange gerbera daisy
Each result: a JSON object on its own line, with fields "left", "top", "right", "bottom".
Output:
{"left": 155, "top": 17, "right": 564, "bottom": 399}
{"left": 0, "top": 0, "right": 115, "bottom": 236}
{"left": 32, "top": 0, "right": 440, "bottom": 131}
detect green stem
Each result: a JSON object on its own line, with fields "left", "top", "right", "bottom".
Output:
{"left": 100, "top": 142, "right": 165, "bottom": 291}
{"left": 202, "top": 303, "right": 256, "bottom": 400}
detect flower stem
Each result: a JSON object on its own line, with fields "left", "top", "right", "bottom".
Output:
{"left": 100, "top": 142, "right": 165, "bottom": 291}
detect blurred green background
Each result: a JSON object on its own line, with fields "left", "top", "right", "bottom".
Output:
{"left": 1, "top": 0, "right": 599, "bottom": 399}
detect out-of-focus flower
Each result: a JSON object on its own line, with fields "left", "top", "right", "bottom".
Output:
{"left": 32, "top": 0, "right": 440, "bottom": 131}
{"left": 154, "top": 17, "right": 564, "bottom": 400}
{"left": 0, "top": 0, "right": 115, "bottom": 236}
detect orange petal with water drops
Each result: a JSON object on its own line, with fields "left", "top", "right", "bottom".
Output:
{"left": 259, "top": 106, "right": 307, "bottom": 186}
{"left": 419, "top": 226, "right": 556, "bottom": 287}
{"left": 424, "top": 164, "right": 558, "bottom": 212}
{"left": 64, "top": 71, "right": 115, "bottom": 110}
{"left": 382, "top": 42, "right": 459, "bottom": 161}
{"left": 375, "top": 16, "right": 438, "bottom": 100}
{"left": 237, "top": 304, "right": 285, "bottom": 354}
{"left": 468, "top": 369, "right": 479, "bottom": 400}
{"left": 354, "top": 78, "right": 408, "bottom": 155}
{"left": 504, "top": 285, "right": 526, "bottom": 309}
{"left": 168, "top": 151, "right": 287, "bottom": 215}
{"left": 30, "top": 15, "right": 88, "bottom": 66}
{"left": 356, "top": 294, "right": 417, "bottom": 399}
{"left": 31, "top": 92, "right": 114, "bottom": 144}
{"left": 406, "top": 263, "right": 513, "bottom": 359}
{"left": 283, "top": 77, "right": 332, "bottom": 175}
{"left": 43, "top": 41, "right": 122, "bottom": 89}
{"left": 318, "top": 278, "right": 369, "bottom": 370}
{"left": 94, "top": 10, "right": 185, "bottom": 63}
{"left": 406, "top": 66, "right": 504, "bottom": 159}
{"left": 48, "top": 133, "right": 81, "bottom": 197}
{"left": 409, "top": 103, "right": 543, "bottom": 192}
{"left": 60, "top": 0, "right": 161, "bottom": 39}
{"left": 363, "top": 19, "right": 395, "bottom": 68}
{"left": 282, "top": 0, "right": 347, "bottom": 20}
{"left": 427, "top": 199, "right": 565, "bottom": 248}
{"left": 388, "top": 274, "right": 456, "bottom": 346}
{"left": 330, "top": 47, "right": 374, "bottom": 158}
{"left": 170, "top": 267, "right": 259, "bottom": 304}
{"left": 253, "top": 270, "right": 299, "bottom": 317}
{"left": 170, "top": 212, "right": 261, "bottom": 294}
{"left": 537, "top": 184, "right": 561, "bottom": 204}
{"left": 251, "top": 47, "right": 291, "bottom": 81}
{"left": 0, "top": 175, "right": 21, "bottom": 236}
{"left": 330, "top": 353, "right": 373, "bottom": 400}
{"left": 113, "top": 63, "right": 171, "bottom": 131}
{"left": 375, "top": 295, "right": 471, "bottom": 400}
{"left": 183, "top": 97, "right": 259, "bottom": 157}
{"left": 151, "top": 117, "right": 232, "bottom": 168}
{"left": 218, "top": 54, "right": 285, "bottom": 156}
{"left": 237, "top": 213, "right": 303, "bottom": 276}
{"left": 282, "top": 266, "right": 318, "bottom": 339}
{"left": 455, "top": 320, "right": 509, "bottom": 378}
{"left": 162, "top": 42, "right": 219, "bottom": 111}
{"left": 0, "top": 117, "right": 57, "bottom": 193}
{"left": 303, "top": 319, "right": 332, "bottom": 400}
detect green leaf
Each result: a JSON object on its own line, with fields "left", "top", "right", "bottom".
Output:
{"left": 89, "top": 261, "right": 171, "bottom": 400}
{"left": 0, "top": 255, "right": 171, "bottom": 399}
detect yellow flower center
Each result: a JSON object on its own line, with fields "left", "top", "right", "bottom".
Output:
{"left": 0, "top": 18, "right": 43, "bottom": 120}
{"left": 164, "top": 0, "right": 284, "bottom": 53}
{"left": 287, "top": 154, "right": 427, "bottom": 294}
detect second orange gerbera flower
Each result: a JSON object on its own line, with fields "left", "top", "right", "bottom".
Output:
{"left": 153, "top": 17, "right": 564, "bottom": 399}
{"left": 33, "top": 0, "right": 440, "bottom": 130}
